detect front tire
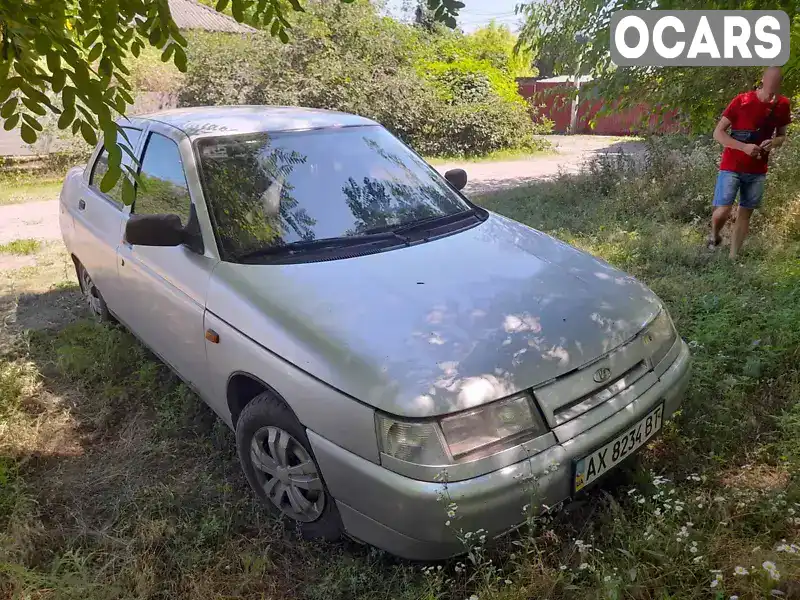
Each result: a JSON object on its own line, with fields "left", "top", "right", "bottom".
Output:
{"left": 235, "top": 392, "right": 342, "bottom": 541}
{"left": 76, "top": 261, "right": 112, "bottom": 322}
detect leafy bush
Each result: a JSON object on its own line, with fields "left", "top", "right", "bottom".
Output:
{"left": 178, "top": 0, "right": 550, "bottom": 158}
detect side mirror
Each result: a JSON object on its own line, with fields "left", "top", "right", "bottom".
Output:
{"left": 444, "top": 168, "right": 468, "bottom": 191}
{"left": 125, "top": 213, "right": 185, "bottom": 247}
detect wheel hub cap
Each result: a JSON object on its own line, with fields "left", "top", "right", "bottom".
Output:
{"left": 250, "top": 426, "right": 325, "bottom": 523}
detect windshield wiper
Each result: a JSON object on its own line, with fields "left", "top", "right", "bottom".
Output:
{"left": 361, "top": 209, "right": 478, "bottom": 238}
{"left": 234, "top": 231, "right": 409, "bottom": 263}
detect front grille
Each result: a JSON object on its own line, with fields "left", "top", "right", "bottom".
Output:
{"left": 551, "top": 360, "right": 649, "bottom": 426}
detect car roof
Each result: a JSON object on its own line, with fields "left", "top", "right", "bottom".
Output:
{"left": 129, "top": 105, "right": 378, "bottom": 138}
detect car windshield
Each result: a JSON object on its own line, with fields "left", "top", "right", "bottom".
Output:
{"left": 195, "top": 125, "right": 472, "bottom": 260}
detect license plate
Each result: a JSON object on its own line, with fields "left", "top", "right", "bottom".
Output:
{"left": 573, "top": 403, "right": 663, "bottom": 493}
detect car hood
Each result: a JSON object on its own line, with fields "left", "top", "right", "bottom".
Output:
{"left": 207, "top": 214, "right": 661, "bottom": 418}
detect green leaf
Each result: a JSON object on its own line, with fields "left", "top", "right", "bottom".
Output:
{"left": 62, "top": 87, "right": 76, "bottom": 111}
{"left": 121, "top": 176, "right": 136, "bottom": 205}
{"left": 72, "top": 119, "right": 82, "bottom": 135}
{"left": 88, "top": 43, "right": 103, "bottom": 63}
{"left": 119, "top": 141, "right": 138, "bottom": 163}
{"left": 84, "top": 29, "right": 101, "bottom": 48}
{"left": 3, "top": 113, "right": 20, "bottom": 131}
{"left": 20, "top": 123, "right": 37, "bottom": 145}
{"left": 58, "top": 106, "right": 76, "bottom": 130}
{"left": 279, "top": 29, "right": 289, "bottom": 43}
{"left": 51, "top": 69, "right": 66, "bottom": 93}
{"left": 46, "top": 51, "right": 61, "bottom": 73}
{"left": 171, "top": 29, "right": 188, "bottom": 47}
{"left": 216, "top": 0, "right": 230, "bottom": 11}
{"left": 81, "top": 121, "right": 98, "bottom": 146}
{"left": 174, "top": 46, "right": 187, "bottom": 72}
{"left": 34, "top": 35, "right": 50, "bottom": 54}
{"left": 131, "top": 41, "right": 142, "bottom": 58}
{"left": 118, "top": 88, "right": 134, "bottom": 105}
{"left": 0, "top": 78, "right": 22, "bottom": 104}
{"left": 21, "top": 98, "right": 47, "bottom": 116}
{"left": 99, "top": 57, "right": 113, "bottom": 77}
{"left": 287, "top": 0, "right": 304, "bottom": 12}
{"left": 148, "top": 26, "right": 163, "bottom": 47}
{"left": 1, "top": 97, "right": 18, "bottom": 119}
{"left": 22, "top": 114, "right": 43, "bottom": 132}
{"left": 161, "top": 44, "right": 175, "bottom": 62}
{"left": 100, "top": 163, "right": 121, "bottom": 193}
{"left": 270, "top": 19, "right": 280, "bottom": 35}
{"left": 232, "top": 0, "right": 245, "bottom": 22}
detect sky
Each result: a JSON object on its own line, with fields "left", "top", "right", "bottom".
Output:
{"left": 384, "top": 0, "right": 526, "bottom": 33}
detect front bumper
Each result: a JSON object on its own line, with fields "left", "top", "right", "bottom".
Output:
{"left": 309, "top": 339, "right": 691, "bottom": 560}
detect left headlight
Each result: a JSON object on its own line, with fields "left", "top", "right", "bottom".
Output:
{"left": 645, "top": 308, "right": 678, "bottom": 367}
{"left": 377, "top": 393, "right": 548, "bottom": 466}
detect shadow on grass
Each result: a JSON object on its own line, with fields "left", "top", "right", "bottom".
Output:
{"left": 1, "top": 285, "right": 434, "bottom": 599}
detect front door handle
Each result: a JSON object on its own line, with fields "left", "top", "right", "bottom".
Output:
{"left": 78, "top": 199, "right": 86, "bottom": 210}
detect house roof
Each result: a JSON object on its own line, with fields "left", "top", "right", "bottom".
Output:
{"left": 168, "top": 0, "right": 257, "bottom": 33}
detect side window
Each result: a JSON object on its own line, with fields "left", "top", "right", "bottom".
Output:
{"left": 135, "top": 132, "right": 191, "bottom": 225}
{"left": 89, "top": 128, "right": 141, "bottom": 207}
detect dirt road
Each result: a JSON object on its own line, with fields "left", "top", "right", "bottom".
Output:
{"left": 0, "top": 135, "right": 644, "bottom": 244}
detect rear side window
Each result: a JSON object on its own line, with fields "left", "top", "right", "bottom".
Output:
{"left": 89, "top": 127, "right": 141, "bottom": 207}
{"left": 134, "top": 132, "right": 191, "bottom": 225}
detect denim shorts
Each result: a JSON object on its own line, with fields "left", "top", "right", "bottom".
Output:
{"left": 713, "top": 170, "right": 766, "bottom": 210}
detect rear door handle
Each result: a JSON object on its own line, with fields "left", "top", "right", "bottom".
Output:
{"left": 78, "top": 199, "right": 86, "bottom": 210}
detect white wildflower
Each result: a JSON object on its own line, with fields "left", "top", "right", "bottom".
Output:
{"left": 693, "top": 555, "right": 704, "bottom": 563}
{"left": 603, "top": 575, "right": 611, "bottom": 582}
{"left": 559, "top": 565, "right": 567, "bottom": 571}
{"left": 579, "top": 563, "right": 589, "bottom": 571}
{"left": 504, "top": 579, "right": 512, "bottom": 585}
{"left": 734, "top": 566, "right": 749, "bottom": 576}
{"left": 468, "top": 595, "right": 479, "bottom": 600}
{"left": 710, "top": 572, "right": 724, "bottom": 589}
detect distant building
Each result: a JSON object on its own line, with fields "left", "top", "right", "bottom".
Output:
{"left": 167, "top": 0, "right": 257, "bottom": 33}
{"left": 517, "top": 76, "right": 686, "bottom": 135}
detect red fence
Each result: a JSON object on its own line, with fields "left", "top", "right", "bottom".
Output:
{"left": 518, "top": 79, "right": 686, "bottom": 135}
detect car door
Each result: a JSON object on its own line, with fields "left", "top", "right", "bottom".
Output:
{"left": 68, "top": 127, "right": 143, "bottom": 313}
{"left": 115, "top": 127, "right": 218, "bottom": 392}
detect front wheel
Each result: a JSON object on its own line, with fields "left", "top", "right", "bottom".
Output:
{"left": 76, "top": 262, "right": 112, "bottom": 322}
{"left": 235, "top": 392, "right": 342, "bottom": 540}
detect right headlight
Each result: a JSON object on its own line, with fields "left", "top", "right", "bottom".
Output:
{"left": 376, "top": 393, "right": 548, "bottom": 466}
{"left": 645, "top": 308, "right": 678, "bottom": 367}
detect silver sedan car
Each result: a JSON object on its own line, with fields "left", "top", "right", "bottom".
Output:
{"left": 59, "top": 106, "right": 691, "bottom": 559}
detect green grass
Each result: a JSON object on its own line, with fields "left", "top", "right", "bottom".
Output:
{"left": 0, "top": 238, "right": 41, "bottom": 255}
{"left": 2, "top": 137, "right": 800, "bottom": 599}
{"left": 0, "top": 176, "right": 63, "bottom": 206}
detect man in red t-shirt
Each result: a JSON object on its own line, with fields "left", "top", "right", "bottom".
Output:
{"left": 709, "top": 66, "right": 791, "bottom": 259}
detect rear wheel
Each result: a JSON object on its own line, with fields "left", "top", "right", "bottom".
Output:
{"left": 235, "top": 392, "right": 342, "bottom": 540}
{"left": 76, "top": 262, "right": 112, "bottom": 322}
